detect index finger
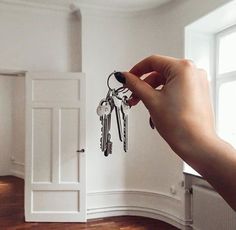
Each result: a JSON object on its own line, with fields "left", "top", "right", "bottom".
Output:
{"left": 130, "top": 55, "right": 178, "bottom": 78}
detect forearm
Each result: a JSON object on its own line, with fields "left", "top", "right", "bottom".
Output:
{"left": 180, "top": 134, "right": 236, "bottom": 211}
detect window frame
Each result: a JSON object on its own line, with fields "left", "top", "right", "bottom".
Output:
{"left": 215, "top": 24, "right": 236, "bottom": 135}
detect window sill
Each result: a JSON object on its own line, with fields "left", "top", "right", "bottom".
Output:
{"left": 183, "top": 163, "right": 202, "bottom": 178}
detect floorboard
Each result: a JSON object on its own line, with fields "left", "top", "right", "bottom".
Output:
{"left": 0, "top": 176, "right": 179, "bottom": 230}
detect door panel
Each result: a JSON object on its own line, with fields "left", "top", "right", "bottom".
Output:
{"left": 60, "top": 108, "right": 80, "bottom": 183}
{"left": 25, "top": 72, "right": 86, "bottom": 222}
{"left": 33, "top": 79, "right": 80, "bottom": 102}
{"left": 32, "top": 108, "right": 52, "bottom": 183}
{"left": 33, "top": 191, "right": 79, "bottom": 212}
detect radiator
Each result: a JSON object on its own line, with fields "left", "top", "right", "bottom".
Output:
{"left": 192, "top": 185, "right": 236, "bottom": 230}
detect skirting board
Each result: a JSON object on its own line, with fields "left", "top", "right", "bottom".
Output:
{"left": 191, "top": 227, "right": 199, "bottom": 230}
{"left": 9, "top": 162, "right": 191, "bottom": 229}
{"left": 87, "top": 190, "right": 192, "bottom": 230}
{"left": 11, "top": 161, "right": 24, "bottom": 179}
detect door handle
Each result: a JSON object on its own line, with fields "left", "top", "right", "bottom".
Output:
{"left": 77, "top": 149, "right": 85, "bottom": 153}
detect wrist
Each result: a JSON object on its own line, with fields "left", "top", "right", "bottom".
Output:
{"left": 180, "top": 131, "right": 233, "bottom": 174}
{"left": 174, "top": 128, "right": 220, "bottom": 162}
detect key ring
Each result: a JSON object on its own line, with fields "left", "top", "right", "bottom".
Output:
{"left": 107, "top": 71, "right": 129, "bottom": 100}
{"left": 116, "top": 86, "right": 129, "bottom": 94}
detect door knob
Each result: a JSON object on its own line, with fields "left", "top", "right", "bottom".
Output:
{"left": 77, "top": 149, "right": 85, "bottom": 153}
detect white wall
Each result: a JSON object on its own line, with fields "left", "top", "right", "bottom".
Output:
{"left": 0, "top": 76, "right": 13, "bottom": 175}
{"left": 0, "top": 75, "right": 25, "bottom": 178}
{"left": 0, "top": 2, "right": 81, "bottom": 177}
{"left": 80, "top": 7, "right": 181, "bottom": 195}
{"left": 11, "top": 76, "right": 25, "bottom": 178}
{"left": 80, "top": 0, "right": 233, "bottom": 227}
{"left": 80, "top": 8, "right": 185, "bottom": 226}
{"left": 0, "top": 2, "right": 81, "bottom": 72}
{"left": 81, "top": 11, "right": 136, "bottom": 192}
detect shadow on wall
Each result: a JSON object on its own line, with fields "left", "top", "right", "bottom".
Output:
{"left": 68, "top": 10, "right": 82, "bottom": 72}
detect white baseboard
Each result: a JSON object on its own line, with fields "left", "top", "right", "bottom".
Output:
{"left": 87, "top": 190, "right": 192, "bottom": 229}
{"left": 11, "top": 161, "right": 24, "bottom": 179}
{"left": 191, "top": 227, "right": 199, "bottom": 230}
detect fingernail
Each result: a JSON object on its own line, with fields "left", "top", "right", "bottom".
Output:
{"left": 149, "top": 117, "right": 155, "bottom": 129}
{"left": 114, "top": 71, "right": 126, "bottom": 84}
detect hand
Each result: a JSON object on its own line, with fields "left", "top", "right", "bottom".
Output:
{"left": 123, "top": 55, "right": 216, "bottom": 155}
{"left": 122, "top": 55, "right": 236, "bottom": 211}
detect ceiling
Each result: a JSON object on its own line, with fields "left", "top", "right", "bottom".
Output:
{"left": 75, "top": 0, "right": 173, "bottom": 11}
{"left": 6, "top": 0, "right": 172, "bottom": 12}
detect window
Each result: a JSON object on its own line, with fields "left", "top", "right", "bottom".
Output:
{"left": 184, "top": 1, "right": 236, "bottom": 176}
{"left": 216, "top": 25, "right": 236, "bottom": 148}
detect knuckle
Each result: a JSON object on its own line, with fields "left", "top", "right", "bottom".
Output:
{"left": 130, "top": 77, "right": 140, "bottom": 92}
{"left": 149, "top": 54, "right": 158, "bottom": 61}
{"left": 180, "top": 59, "right": 195, "bottom": 69}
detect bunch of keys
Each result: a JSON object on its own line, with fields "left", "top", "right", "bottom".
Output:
{"left": 96, "top": 71, "right": 130, "bottom": 157}
{"left": 96, "top": 71, "right": 156, "bottom": 156}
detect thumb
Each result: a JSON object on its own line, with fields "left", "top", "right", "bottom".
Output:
{"left": 122, "top": 72, "right": 158, "bottom": 109}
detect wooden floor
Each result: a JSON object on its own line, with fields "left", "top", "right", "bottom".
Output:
{"left": 0, "top": 176, "right": 179, "bottom": 230}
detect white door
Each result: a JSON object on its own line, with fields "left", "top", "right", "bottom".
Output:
{"left": 25, "top": 72, "right": 86, "bottom": 222}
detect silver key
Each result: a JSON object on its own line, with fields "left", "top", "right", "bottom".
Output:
{"left": 97, "top": 101, "right": 105, "bottom": 151}
{"left": 107, "top": 97, "right": 114, "bottom": 131}
{"left": 99, "top": 117, "right": 103, "bottom": 150}
{"left": 102, "top": 102, "right": 112, "bottom": 152}
{"left": 104, "top": 97, "right": 114, "bottom": 155}
{"left": 97, "top": 100, "right": 111, "bottom": 151}
{"left": 96, "top": 99, "right": 111, "bottom": 116}
{"left": 112, "top": 92, "right": 123, "bottom": 142}
{"left": 104, "top": 133, "right": 112, "bottom": 157}
{"left": 121, "top": 97, "right": 129, "bottom": 152}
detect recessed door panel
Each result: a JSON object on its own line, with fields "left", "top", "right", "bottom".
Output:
{"left": 32, "top": 79, "right": 80, "bottom": 102}
{"left": 33, "top": 191, "right": 79, "bottom": 212}
{"left": 60, "top": 109, "right": 80, "bottom": 183}
{"left": 32, "top": 108, "right": 52, "bottom": 183}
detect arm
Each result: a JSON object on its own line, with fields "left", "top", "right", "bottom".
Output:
{"left": 188, "top": 134, "right": 236, "bottom": 210}
{"left": 121, "top": 55, "right": 236, "bottom": 211}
